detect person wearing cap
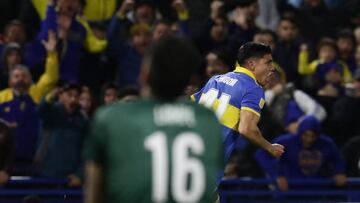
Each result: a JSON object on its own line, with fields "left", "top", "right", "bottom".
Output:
{"left": 330, "top": 69, "right": 360, "bottom": 144}
{"left": 0, "top": 31, "right": 59, "bottom": 175}
{"left": 256, "top": 115, "right": 346, "bottom": 192}
{"left": 36, "top": 82, "right": 87, "bottom": 187}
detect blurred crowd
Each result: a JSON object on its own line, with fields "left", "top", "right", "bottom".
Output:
{"left": 0, "top": 0, "right": 360, "bottom": 190}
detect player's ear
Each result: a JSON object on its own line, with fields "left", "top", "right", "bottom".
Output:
{"left": 246, "top": 59, "right": 256, "bottom": 71}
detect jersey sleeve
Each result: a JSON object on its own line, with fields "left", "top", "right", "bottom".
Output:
{"left": 240, "top": 86, "right": 265, "bottom": 117}
{"left": 83, "top": 108, "right": 108, "bottom": 165}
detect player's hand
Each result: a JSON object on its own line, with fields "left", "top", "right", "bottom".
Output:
{"left": 333, "top": 174, "right": 347, "bottom": 186}
{"left": 300, "top": 43, "right": 308, "bottom": 52}
{"left": 0, "top": 170, "right": 9, "bottom": 185}
{"left": 277, "top": 176, "right": 289, "bottom": 192}
{"left": 268, "top": 143, "right": 284, "bottom": 158}
{"left": 118, "top": 0, "right": 134, "bottom": 16}
{"left": 67, "top": 174, "right": 82, "bottom": 187}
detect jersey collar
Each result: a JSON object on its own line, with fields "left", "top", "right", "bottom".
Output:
{"left": 233, "top": 66, "right": 258, "bottom": 84}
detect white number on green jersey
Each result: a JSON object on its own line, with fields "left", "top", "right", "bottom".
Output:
{"left": 199, "top": 88, "right": 231, "bottom": 118}
{"left": 144, "top": 131, "right": 205, "bottom": 203}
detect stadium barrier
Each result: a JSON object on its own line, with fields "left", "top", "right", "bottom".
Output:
{"left": 0, "top": 177, "right": 360, "bottom": 203}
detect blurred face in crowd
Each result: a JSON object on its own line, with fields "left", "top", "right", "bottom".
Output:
{"left": 249, "top": 54, "right": 274, "bottom": 86}
{"left": 152, "top": 23, "right": 171, "bottom": 42}
{"left": 247, "top": 2, "right": 259, "bottom": 20}
{"left": 9, "top": 67, "right": 32, "bottom": 94}
{"left": 79, "top": 91, "right": 92, "bottom": 113}
{"left": 104, "top": 88, "right": 118, "bottom": 105}
{"left": 354, "top": 28, "right": 360, "bottom": 45}
{"left": 353, "top": 80, "right": 360, "bottom": 97}
{"left": 319, "top": 45, "right": 337, "bottom": 62}
{"left": 206, "top": 52, "right": 229, "bottom": 77}
{"left": 135, "top": 4, "right": 155, "bottom": 24}
{"left": 337, "top": 38, "right": 354, "bottom": 60}
{"left": 355, "top": 45, "right": 360, "bottom": 65}
{"left": 6, "top": 50, "right": 22, "bottom": 70}
{"left": 60, "top": 89, "right": 80, "bottom": 113}
{"left": 253, "top": 33, "right": 276, "bottom": 50}
{"left": 132, "top": 30, "right": 152, "bottom": 55}
{"left": 58, "top": 0, "right": 82, "bottom": 17}
{"left": 305, "top": 0, "right": 323, "bottom": 8}
{"left": 301, "top": 130, "right": 318, "bottom": 148}
{"left": 325, "top": 69, "right": 342, "bottom": 84}
{"left": 211, "top": 17, "right": 228, "bottom": 42}
{"left": 278, "top": 20, "right": 298, "bottom": 42}
{"left": 4, "top": 24, "right": 26, "bottom": 44}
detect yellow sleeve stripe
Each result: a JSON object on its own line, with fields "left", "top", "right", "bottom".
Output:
{"left": 241, "top": 107, "right": 260, "bottom": 117}
{"left": 190, "top": 95, "right": 195, "bottom": 101}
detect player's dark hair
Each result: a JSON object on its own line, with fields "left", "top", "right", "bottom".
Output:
{"left": 146, "top": 35, "right": 201, "bottom": 100}
{"left": 237, "top": 42, "right": 272, "bottom": 67}
{"left": 118, "top": 86, "right": 140, "bottom": 100}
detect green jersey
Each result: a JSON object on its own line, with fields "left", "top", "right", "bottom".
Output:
{"left": 85, "top": 99, "right": 223, "bottom": 203}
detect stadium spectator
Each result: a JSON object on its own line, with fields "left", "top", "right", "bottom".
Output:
{"left": 0, "top": 119, "right": 13, "bottom": 185}
{"left": 0, "top": 31, "right": 58, "bottom": 175}
{"left": 264, "top": 69, "right": 326, "bottom": 134}
{"left": 107, "top": 5, "right": 152, "bottom": 88}
{"left": 273, "top": 17, "right": 305, "bottom": 85}
{"left": 227, "top": 0, "right": 260, "bottom": 60}
{"left": 356, "top": 44, "right": 360, "bottom": 69}
{"left": 298, "top": 38, "right": 352, "bottom": 97}
{"left": 31, "top": 0, "right": 107, "bottom": 82}
{"left": 194, "top": 1, "right": 229, "bottom": 56}
{"left": 205, "top": 49, "right": 233, "bottom": 79}
{"left": 101, "top": 82, "right": 119, "bottom": 105}
{"left": 256, "top": 115, "right": 346, "bottom": 192}
{"left": 255, "top": 0, "right": 280, "bottom": 31}
{"left": 79, "top": 86, "right": 95, "bottom": 119}
{"left": 118, "top": 86, "right": 140, "bottom": 102}
{"left": 342, "top": 136, "right": 360, "bottom": 177}
{"left": 36, "top": 83, "right": 87, "bottom": 187}
{"left": 0, "top": 43, "right": 22, "bottom": 90}
{"left": 330, "top": 69, "right": 360, "bottom": 144}
{"left": 336, "top": 29, "right": 357, "bottom": 73}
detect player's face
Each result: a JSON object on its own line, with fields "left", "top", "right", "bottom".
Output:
{"left": 252, "top": 54, "right": 274, "bottom": 86}
{"left": 301, "top": 130, "right": 318, "bottom": 148}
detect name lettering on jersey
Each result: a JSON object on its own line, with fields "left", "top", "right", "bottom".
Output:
{"left": 215, "top": 76, "right": 238, "bottom": 86}
{"left": 153, "top": 104, "right": 196, "bottom": 127}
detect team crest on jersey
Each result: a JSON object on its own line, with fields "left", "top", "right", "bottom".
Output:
{"left": 259, "top": 98, "right": 265, "bottom": 109}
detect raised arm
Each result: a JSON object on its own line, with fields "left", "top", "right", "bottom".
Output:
{"left": 30, "top": 30, "right": 59, "bottom": 103}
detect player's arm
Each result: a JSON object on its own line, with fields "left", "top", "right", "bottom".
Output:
{"left": 85, "top": 161, "right": 104, "bottom": 203}
{"left": 238, "top": 110, "right": 284, "bottom": 157}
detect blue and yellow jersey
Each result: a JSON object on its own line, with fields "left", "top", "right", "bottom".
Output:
{"left": 192, "top": 66, "right": 265, "bottom": 160}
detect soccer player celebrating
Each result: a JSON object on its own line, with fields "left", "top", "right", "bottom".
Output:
{"left": 84, "top": 36, "right": 224, "bottom": 203}
{"left": 192, "top": 42, "right": 284, "bottom": 177}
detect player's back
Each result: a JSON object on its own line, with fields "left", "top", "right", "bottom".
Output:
{"left": 89, "top": 99, "right": 223, "bottom": 203}
{"left": 192, "top": 67, "right": 265, "bottom": 160}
